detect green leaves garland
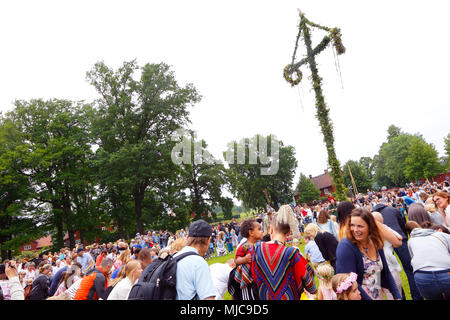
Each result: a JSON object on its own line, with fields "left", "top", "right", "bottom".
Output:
{"left": 283, "top": 13, "right": 347, "bottom": 201}
{"left": 283, "top": 65, "right": 303, "bottom": 87}
{"left": 330, "top": 28, "right": 345, "bottom": 55}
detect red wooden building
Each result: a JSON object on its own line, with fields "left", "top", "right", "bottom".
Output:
{"left": 20, "top": 235, "right": 53, "bottom": 252}
{"left": 309, "top": 169, "right": 336, "bottom": 198}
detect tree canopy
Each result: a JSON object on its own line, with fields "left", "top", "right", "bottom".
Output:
{"left": 295, "top": 173, "right": 321, "bottom": 204}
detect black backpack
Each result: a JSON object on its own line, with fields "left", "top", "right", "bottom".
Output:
{"left": 128, "top": 251, "right": 198, "bottom": 300}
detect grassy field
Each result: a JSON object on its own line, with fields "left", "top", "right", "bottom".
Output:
{"left": 206, "top": 242, "right": 412, "bottom": 300}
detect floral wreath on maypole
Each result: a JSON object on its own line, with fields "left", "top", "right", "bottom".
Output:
{"left": 283, "top": 11, "right": 345, "bottom": 86}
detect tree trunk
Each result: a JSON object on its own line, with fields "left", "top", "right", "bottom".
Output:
{"left": 117, "top": 216, "right": 124, "bottom": 239}
{"left": 134, "top": 192, "right": 145, "bottom": 234}
{"left": 270, "top": 192, "right": 280, "bottom": 211}
{"left": 52, "top": 204, "right": 65, "bottom": 249}
{"left": 55, "top": 212, "right": 64, "bottom": 250}
{"left": 79, "top": 230, "right": 85, "bottom": 246}
{"left": 134, "top": 180, "right": 149, "bottom": 234}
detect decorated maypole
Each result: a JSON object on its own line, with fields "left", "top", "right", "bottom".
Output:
{"left": 284, "top": 10, "right": 347, "bottom": 201}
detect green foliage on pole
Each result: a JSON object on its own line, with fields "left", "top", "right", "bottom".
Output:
{"left": 284, "top": 13, "right": 347, "bottom": 201}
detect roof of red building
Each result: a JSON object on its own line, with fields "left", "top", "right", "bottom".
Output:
{"left": 310, "top": 171, "right": 333, "bottom": 190}
{"left": 35, "top": 235, "right": 53, "bottom": 248}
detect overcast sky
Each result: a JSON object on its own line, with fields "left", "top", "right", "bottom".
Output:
{"left": 1, "top": 0, "right": 449, "bottom": 188}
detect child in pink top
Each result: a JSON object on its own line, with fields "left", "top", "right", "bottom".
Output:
{"left": 316, "top": 263, "right": 337, "bottom": 300}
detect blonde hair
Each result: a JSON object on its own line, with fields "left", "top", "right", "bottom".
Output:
{"left": 331, "top": 273, "right": 354, "bottom": 300}
{"left": 170, "top": 237, "right": 186, "bottom": 253}
{"left": 304, "top": 223, "right": 322, "bottom": 238}
{"left": 273, "top": 205, "right": 301, "bottom": 239}
{"left": 109, "top": 264, "right": 127, "bottom": 287}
{"left": 125, "top": 260, "right": 141, "bottom": 279}
{"left": 316, "top": 263, "right": 334, "bottom": 289}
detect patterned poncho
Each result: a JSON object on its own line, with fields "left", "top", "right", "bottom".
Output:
{"left": 251, "top": 241, "right": 317, "bottom": 300}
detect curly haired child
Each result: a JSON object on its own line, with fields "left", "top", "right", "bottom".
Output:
{"left": 230, "top": 219, "right": 263, "bottom": 300}
{"left": 331, "top": 272, "right": 361, "bottom": 300}
{"left": 316, "top": 263, "right": 336, "bottom": 300}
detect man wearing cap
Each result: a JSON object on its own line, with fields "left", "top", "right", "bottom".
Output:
{"left": 173, "top": 219, "right": 217, "bottom": 300}
{"left": 76, "top": 248, "right": 94, "bottom": 274}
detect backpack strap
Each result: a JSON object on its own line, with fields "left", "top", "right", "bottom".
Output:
{"left": 173, "top": 251, "right": 199, "bottom": 262}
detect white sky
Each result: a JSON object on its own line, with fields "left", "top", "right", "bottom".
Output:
{"left": 1, "top": 0, "right": 449, "bottom": 189}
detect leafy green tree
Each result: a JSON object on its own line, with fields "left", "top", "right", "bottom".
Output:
{"left": 404, "top": 139, "right": 442, "bottom": 181}
{"left": 343, "top": 160, "right": 373, "bottom": 194}
{"left": 176, "top": 136, "right": 232, "bottom": 221}
{"left": 225, "top": 135, "right": 297, "bottom": 211}
{"left": 6, "top": 99, "right": 95, "bottom": 249}
{"left": 87, "top": 60, "right": 201, "bottom": 234}
{"left": 373, "top": 125, "right": 440, "bottom": 188}
{"left": 295, "top": 173, "right": 320, "bottom": 204}
{"left": 359, "top": 156, "right": 375, "bottom": 180}
{"left": 387, "top": 125, "right": 402, "bottom": 141}
{"left": 444, "top": 133, "right": 450, "bottom": 170}
{"left": 0, "top": 118, "right": 42, "bottom": 259}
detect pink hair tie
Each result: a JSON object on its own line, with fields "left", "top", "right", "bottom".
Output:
{"left": 336, "top": 272, "right": 357, "bottom": 293}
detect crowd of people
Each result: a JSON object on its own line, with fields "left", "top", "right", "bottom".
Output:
{"left": 1, "top": 179, "right": 449, "bottom": 301}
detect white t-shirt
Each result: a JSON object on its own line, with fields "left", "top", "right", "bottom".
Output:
{"left": 66, "top": 278, "right": 82, "bottom": 300}
{"left": 107, "top": 277, "right": 135, "bottom": 300}
{"left": 445, "top": 206, "right": 450, "bottom": 228}
{"left": 382, "top": 225, "right": 402, "bottom": 273}
{"left": 209, "top": 263, "right": 233, "bottom": 300}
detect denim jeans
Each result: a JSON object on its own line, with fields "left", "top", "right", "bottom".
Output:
{"left": 394, "top": 239, "right": 423, "bottom": 300}
{"left": 414, "top": 270, "right": 450, "bottom": 300}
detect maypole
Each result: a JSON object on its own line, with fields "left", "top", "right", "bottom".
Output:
{"left": 284, "top": 10, "right": 347, "bottom": 201}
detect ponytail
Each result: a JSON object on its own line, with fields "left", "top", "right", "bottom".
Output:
{"left": 273, "top": 205, "right": 301, "bottom": 239}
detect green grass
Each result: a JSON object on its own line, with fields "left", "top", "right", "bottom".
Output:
{"left": 206, "top": 241, "right": 412, "bottom": 300}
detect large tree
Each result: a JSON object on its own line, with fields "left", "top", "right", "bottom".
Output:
{"left": 404, "top": 138, "right": 442, "bottom": 181}
{"left": 295, "top": 173, "right": 320, "bottom": 204}
{"left": 6, "top": 99, "right": 95, "bottom": 249}
{"left": 359, "top": 156, "right": 375, "bottom": 180}
{"left": 225, "top": 135, "right": 297, "bottom": 211}
{"left": 0, "top": 118, "right": 42, "bottom": 259}
{"left": 444, "top": 133, "right": 450, "bottom": 170}
{"left": 176, "top": 135, "right": 233, "bottom": 221}
{"left": 343, "top": 160, "right": 373, "bottom": 195}
{"left": 87, "top": 60, "right": 201, "bottom": 234}
{"left": 373, "top": 125, "right": 442, "bottom": 188}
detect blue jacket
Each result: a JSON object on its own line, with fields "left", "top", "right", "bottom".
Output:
{"left": 336, "top": 238, "right": 401, "bottom": 300}
{"left": 48, "top": 266, "right": 68, "bottom": 296}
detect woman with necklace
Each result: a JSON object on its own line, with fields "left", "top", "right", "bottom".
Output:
{"left": 336, "top": 208, "right": 401, "bottom": 300}
{"left": 251, "top": 205, "right": 317, "bottom": 300}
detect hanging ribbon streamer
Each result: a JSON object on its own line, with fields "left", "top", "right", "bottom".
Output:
{"left": 332, "top": 47, "right": 344, "bottom": 90}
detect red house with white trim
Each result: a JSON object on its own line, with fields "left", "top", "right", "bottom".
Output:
{"left": 309, "top": 169, "right": 336, "bottom": 198}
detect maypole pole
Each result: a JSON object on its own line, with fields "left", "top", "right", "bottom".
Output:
{"left": 284, "top": 10, "right": 347, "bottom": 201}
